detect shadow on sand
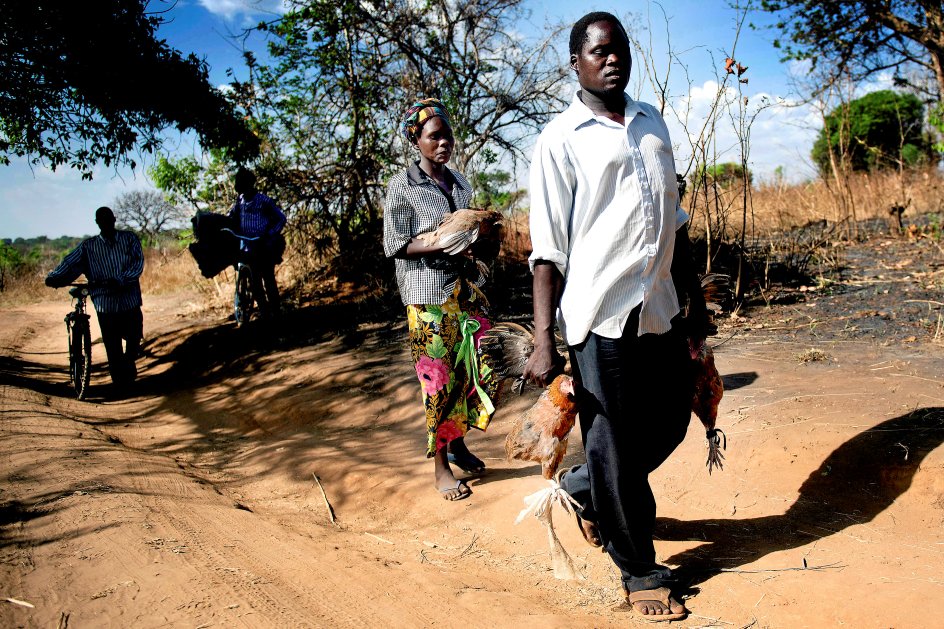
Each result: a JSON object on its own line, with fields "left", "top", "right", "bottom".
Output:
{"left": 659, "top": 407, "right": 944, "bottom": 590}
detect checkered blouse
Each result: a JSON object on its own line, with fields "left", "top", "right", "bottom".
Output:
{"left": 383, "top": 163, "right": 484, "bottom": 305}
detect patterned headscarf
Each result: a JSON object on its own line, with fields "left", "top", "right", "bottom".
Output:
{"left": 400, "top": 98, "right": 451, "bottom": 143}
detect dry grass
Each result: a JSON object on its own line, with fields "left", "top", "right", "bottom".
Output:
{"left": 0, "top": 269, "right": 50, "bottom": 306}
{"left": 0, "top": 245, "right": 224, "bottom": 313}
{"left": 684, "top": 167, "right": 944, "bottom": 240}
{"left": 753, "top": 167, "right": 943, "bottom": 231}
{"left": 140, "top": 246, "right": 239, "bottom": 315}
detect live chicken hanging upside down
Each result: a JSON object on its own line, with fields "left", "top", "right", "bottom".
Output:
{"left": 482, "top": 272, "right": 730, "bottom": 479}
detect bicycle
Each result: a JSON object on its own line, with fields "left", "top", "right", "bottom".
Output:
{"left": 221, "top": 228, "right": 260, "bottom": 327}
{"left": 64, "top": 283, "right": 93, "bottom": 399}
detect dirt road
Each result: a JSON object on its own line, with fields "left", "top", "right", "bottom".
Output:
{"left": 1, "top": 288, "right": 942, "bottom": 628}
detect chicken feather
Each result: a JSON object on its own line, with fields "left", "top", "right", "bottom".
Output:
{"left": 417, "top": 208, "right": 503, "bottom": 255}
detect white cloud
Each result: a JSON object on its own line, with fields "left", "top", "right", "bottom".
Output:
{"left": 198, "top": 0, "right": 287, "bottom": 20}
{"left": 662, "top": 79, "right": 820, "bottom": 182}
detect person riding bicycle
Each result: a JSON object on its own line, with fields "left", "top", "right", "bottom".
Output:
{"left": 228, "top": 168, "right": 287, "bottom": 319}
{"left": 45, "top": 206, "right": 145, "bottom": 387}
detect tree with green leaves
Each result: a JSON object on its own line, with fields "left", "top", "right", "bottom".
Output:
{"left": 0, "top": 241, "right": 24, "bottom": 292}
{"left": 690, "top": 162, "right": 754, "bottom": 189}
{"left": 811, "top": 90, "right": 934, "bottom": 173}
{"left": 148, "top": 153, "right": 235, "bottom": 214}
{"left": 0, "top": 0, "right": 259, "bottom": 179}
{"left": 473, "top": 170, "right": 525, "bottom": 212}
{"left": 232, "top": 0, "right": 568, "bottom": 277}
{"left": 759, "top": 1, "right": 944, "bottom": 99}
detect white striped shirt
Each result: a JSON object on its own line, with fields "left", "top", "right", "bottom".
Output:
{"left": 46, "top": 231, "right": 144, "bottom": 314}
{"left": 528, "top": 91, "right": 688, "bottom": 345}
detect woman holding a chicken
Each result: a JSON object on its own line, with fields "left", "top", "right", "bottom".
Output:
{"left": 383, "top": 98, "right": 500, "bottom": 501}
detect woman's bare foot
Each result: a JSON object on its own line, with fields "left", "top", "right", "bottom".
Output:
{"left": 434, "top": 446, "right": 472, "bottom": 500}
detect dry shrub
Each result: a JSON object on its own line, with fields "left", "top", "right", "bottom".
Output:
{"left": 750, "top": 167, "right": 944, "bottom": 234}
{"left": 682, "top": 167, "right": 943, "bottom": 241}
{"left": 139, "top": 245, "right": 238, "bottom": 315}
{"left": 139, "top": 246, "right": 201, "bottom": 295}
{"left": 797, "top": 348, "right": 831, "bottom": 363}
{"left": 0, "top": 266, "right": 50, "bottom": 305}
{"left": 498, "top": 209, "right": 532, "bottom": 264}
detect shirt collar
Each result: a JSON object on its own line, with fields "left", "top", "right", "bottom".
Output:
{"left": 563, "top": 90, "right": 645, "bottom": 130}
{"left": 406, "top": 161, "right": 462, "bottom": 189}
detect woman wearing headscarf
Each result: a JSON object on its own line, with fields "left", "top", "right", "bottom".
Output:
{"left": 383, "top": 98, "right": 499, "bottom": 501}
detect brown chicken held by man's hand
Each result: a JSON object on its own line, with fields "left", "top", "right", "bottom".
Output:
{"left": 504, "top": 374, "right": 579, "bottom": 479}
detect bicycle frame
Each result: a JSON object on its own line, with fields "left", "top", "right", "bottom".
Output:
{"left": 64, "top": 284, "right": 93, "bottom": 399}
{"left": 222, "top": 228, "right": 260, "bottom": 327}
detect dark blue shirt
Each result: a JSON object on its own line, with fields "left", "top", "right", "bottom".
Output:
{"left": 228, "top": 192, "right": 286, "bottom": 238}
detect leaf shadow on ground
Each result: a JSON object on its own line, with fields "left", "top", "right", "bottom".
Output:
{"left": 99, "top": 301, "right": 541, "bottom": 510}
{"left": 658, "top": 407, "right": 944, "bottom": 591}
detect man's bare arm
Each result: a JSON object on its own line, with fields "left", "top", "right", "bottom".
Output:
{"left": 523, "top": 261, "right": 565, "bottom": 387}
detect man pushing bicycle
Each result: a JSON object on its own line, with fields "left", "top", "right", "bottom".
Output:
{"left": 46, "top": 206, "right": 144, "bottom": 388}
{"left": 228, "top": 168, "right": 287, "bottom": 319}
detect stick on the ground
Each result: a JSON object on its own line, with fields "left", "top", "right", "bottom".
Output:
{"left": 365, "top": 532, "right": 394, "bottom": 544}
{"left": 718, "top": 560, "right": 845, "bottom": 574}
{"left": 312, "top": 473, "right": 338, "bottom": 526}
{"left": 687, "top": 614, "right": 735, "bottom": 625}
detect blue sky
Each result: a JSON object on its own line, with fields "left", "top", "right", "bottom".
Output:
{"left": 2, "top": 0, "right": 831, "bottom": 239}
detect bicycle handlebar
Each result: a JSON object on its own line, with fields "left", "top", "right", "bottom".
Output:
{"left": 67, "top": 284, "right": 91, "bottom": 299}
{"left": 221, "top": 227, "right": 260, "bottom": 241}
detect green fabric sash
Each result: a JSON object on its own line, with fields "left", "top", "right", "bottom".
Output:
{"left": 455, "top": 314, "right": 494, "bottom": 415}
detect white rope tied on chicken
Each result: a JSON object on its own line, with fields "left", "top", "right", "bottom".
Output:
{"left": 515, "top": 479, "right": 584, "bottom": 580}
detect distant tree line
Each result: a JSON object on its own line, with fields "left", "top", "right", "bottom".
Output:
{"left": 0, "top": 236, "right": 85, "bottom": 292}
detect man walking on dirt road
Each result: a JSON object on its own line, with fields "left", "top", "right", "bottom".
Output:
{"left": 523, "top": 11, "right": 709, "bottom": 622}
{"left": 46, "top": 206, "right": 145, "bottom": 388}
{"left": 228, "top": 167, "right": 287, "bottom": 319}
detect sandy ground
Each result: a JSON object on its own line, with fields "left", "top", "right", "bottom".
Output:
{"left": 1, "top": 283, "right": 943, "bottom": 628}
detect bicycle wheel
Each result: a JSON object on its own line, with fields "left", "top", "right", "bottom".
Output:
{"left": 235, "top": 264, "right": 254, "bottom": 327}
{"left": 70, "top": 319, "right": 92, "bottom": 399}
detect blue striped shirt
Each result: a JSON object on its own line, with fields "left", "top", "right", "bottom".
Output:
{"left": 228, "top": 192, "right": 286, "bottom": 238}
{"left": 46, "top": 231, "right": 144, "bottom": 314}
{"left": 529, "top": 91, "right": 688, "bottom": 345}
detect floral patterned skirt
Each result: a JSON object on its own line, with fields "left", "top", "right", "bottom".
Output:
{"left": 408, "top": 280, "right": 498, "bottom": 457}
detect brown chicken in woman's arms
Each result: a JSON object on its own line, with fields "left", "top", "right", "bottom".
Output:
{"left": 417, "top": 208, "right": 504, "bottom": 256}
